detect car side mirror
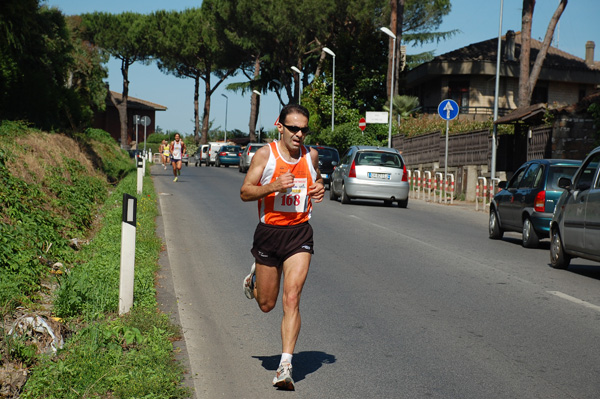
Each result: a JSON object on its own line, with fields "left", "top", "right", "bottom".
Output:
{"left": 557, "top": 177, "right": 572, "bottom": 190}
{"left": 498, "top": 181, "right": 507, "bottom": 189}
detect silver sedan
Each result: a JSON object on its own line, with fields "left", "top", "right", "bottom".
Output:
{"left": 330, "top": 146, "right": 410, "bottom": 208}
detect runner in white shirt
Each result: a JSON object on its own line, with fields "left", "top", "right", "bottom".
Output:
{"left": 169, "top": 133, "right": 186, "bottom": 182}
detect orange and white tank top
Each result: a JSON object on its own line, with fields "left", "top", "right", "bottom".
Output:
{"left": 258, "top": 141, "right": 317, "bottom": 226}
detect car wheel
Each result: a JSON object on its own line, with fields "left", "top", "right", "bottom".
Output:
{"left": 329, "top": 183, "right": 339, "bottom": 201}
{"left": 398, "top": 198, "right": 408, "bottom": 208}
{"left": 522, "top": 217, "right": 539, "bottom": 248}
{"left": 550, "top": 228, "right": 571, "bottom": 269}
{"left": 384, "top": 199, "right": 393, "bottom": 207}
{"left": 224, "top": 164, "right": 229, "bottom": 168}
{"left": 489, "top": 209, "right": 504, "bottom": 239}
{"left": 239, "top": 163, "right": 243, "bottom": 173}
{"left": 341, "top": 183, "right": 351, "bottom": 204}
{"left": 216, "top": 159, "right": 220, "bottom": 167}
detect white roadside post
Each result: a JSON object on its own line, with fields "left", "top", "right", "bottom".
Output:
{"left": 136, "top": 156, "right": 143, "bottom": 195}
{"left": 119, "top": 193, "right": 137, "bottom": 315}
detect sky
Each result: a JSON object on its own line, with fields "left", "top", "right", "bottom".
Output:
{"left": 44, "top": 0, "right": 599, "bottom": 136}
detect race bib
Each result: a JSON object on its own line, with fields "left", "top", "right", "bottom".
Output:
{"left": 274, "top": 178, "right": 308, "bottom": 213}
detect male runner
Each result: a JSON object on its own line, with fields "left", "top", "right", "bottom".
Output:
{"left": 240, "top": 104, "right": 324, "bottom": 390}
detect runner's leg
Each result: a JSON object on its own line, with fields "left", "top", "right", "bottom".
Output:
{"left": 254, "top": 262, "right": 282, "bottom": 313}
{"left": 280, "top": 252, "right": 310, "bottom": 354}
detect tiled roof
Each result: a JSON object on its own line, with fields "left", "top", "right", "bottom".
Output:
{"left": 494, "top": 103, "right": 547, "bottom": 124}
{"left": 436, "top": 31, "right": 598, "bottom": 72}
{"left": 109, "top": 91, "right": 167, "bottom": 111}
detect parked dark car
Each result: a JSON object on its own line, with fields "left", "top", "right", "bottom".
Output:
{"left": 307, "top": 145, "right": 339, "bottom": 188}
{"left": 330, "top": 146, "right": 409, "bottom": 208}
{"left": 550, "top": 147, "right": 600, "bottom": 269}
{"left": 215, "top": 145, "right": 241, "bottom": 167}
{"left": 489, "top": 159, "right": 581, "bottom": 248}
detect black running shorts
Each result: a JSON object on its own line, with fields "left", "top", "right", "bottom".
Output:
{"left": 251, "top": 222, "right": 314, "bottom": 267}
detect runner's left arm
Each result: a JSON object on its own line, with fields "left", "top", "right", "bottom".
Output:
{"left": 307, "top": 148, "right": 325, "bottom": 203}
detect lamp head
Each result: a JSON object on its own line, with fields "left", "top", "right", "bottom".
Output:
{"left": 380, "top": 27, "right": 396, "bottom": 39}
{"left": 323, "top": 47, "right": 336, "bottom": 57}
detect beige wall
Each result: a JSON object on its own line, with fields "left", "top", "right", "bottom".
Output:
{"left": 548, "top": 81, "right": 580, "bottom": 106}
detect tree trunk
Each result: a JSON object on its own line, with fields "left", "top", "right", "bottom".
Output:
{"left": 393, "top": 0, "right": 404, "bottom": 97}
{"left": 249, "top": 55, "right": 260, "bottom": 142}
{"left": 518, "top": 0, "right": 567, "bottom": 107}
{"left": 202, "top": 74, "right": 211, "bottom": 143}
{"left": 385, "top": 0, "right": 397, "bottom": 99}
{"left": 119, "top": 58, "right": 130, "bottom": 149}
{"left": 194, "top": 75, "right": 202, "bottom": 144}
{"left": 518, "top": 0, "right": 534, "bottom": 108}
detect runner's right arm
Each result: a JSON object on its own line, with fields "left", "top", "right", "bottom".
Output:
{"left": 240, "top": 146, "right": 294, "bottom": 202}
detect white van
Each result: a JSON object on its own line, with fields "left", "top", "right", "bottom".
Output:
{"left": 206, "top": 142, "right": 225, "bottom": 166}
{"left": 193, "top": 144, "right": 210, "bottom": 166}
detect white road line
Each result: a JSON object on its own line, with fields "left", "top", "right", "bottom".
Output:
{"left": 547, "top": 291, "right": 600, "bottom": 313}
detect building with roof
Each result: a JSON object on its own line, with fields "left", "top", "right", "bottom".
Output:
{"left": 93, "top": 91, "right": 167, "bottom": 147}
{"left": 405, "top": 30, "right": 600, "bottom": 121}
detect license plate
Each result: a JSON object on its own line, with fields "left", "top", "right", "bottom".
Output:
{"left": 322, "top": 173, "right": 329, "bottom": 179}
{"left": 368, "top": 172, "right": 390, "bottom": 179}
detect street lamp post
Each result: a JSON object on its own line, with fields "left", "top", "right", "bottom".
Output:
{"left": 273, "top": 79, "right": 283, "bottom": 113}
{"left": 221, "top": 94, "right": 228, "bottom": 143}
{"left": 491, "top": 0, "right": 504, "bottom": 181}
{"left": 380, "top": 27, "right": 396, "bottom": 148}
{"left": 252, "top": 90, "right": 262, "bottom": 142}
{"left": 290, "top": 66, "right": 303, "bottom": 105}
{"left": 323, "top": 47, "right": 336, "bottom": 132}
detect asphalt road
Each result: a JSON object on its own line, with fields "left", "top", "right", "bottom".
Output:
{"left": 152, "top": 163, "right": 600, "bottom": 399}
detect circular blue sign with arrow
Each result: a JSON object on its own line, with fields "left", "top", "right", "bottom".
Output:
{"left": 438, "top": 99, "right": 459, "bottom": 121}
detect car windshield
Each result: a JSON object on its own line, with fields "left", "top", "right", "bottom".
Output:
{"left": 249, "top": 145, "right": 262, "bottom": 153}
{"left": 547, "top": 165, "right": 580, "bottom": 190}
{"left": 314, "top": 147, "right": 339, "bottom": 162}
{"left": 355, "top": 151, "right": 402, "bottom": 168}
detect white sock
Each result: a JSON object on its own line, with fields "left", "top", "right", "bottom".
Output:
{"left": 279, "top": 353, "right": 293, "bottom": 366}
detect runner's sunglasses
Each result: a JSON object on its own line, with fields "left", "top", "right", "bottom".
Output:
{"left": 282, "top": 123, "right": 310, "bottom": 134}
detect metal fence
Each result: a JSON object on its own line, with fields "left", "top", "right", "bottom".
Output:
{"left": 527, "top": 126, "right": 552, "bottom": 160}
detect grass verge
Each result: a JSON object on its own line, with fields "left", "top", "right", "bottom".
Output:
{"left": 21, "top": 172, "right": 191, "bottom": 398}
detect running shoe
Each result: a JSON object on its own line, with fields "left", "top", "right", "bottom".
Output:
{"left": 243, "top": 262, "right": 256, "bottom": 299}
{"left": 173, "top": 177, "right": 178, "bottom": 182}
{"left": 272, "top": 362, "right": 294, "bottom": 390}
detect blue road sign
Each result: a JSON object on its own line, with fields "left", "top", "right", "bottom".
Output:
{"left": 438, "top": 99, "right": 459, "bottom": 121}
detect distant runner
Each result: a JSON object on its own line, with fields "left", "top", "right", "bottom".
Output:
{"left": 160, "top": 140, "right": 169, "bottom": 169}
{"left": 169, "top": 133, "right": 186, "bottom": 182}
